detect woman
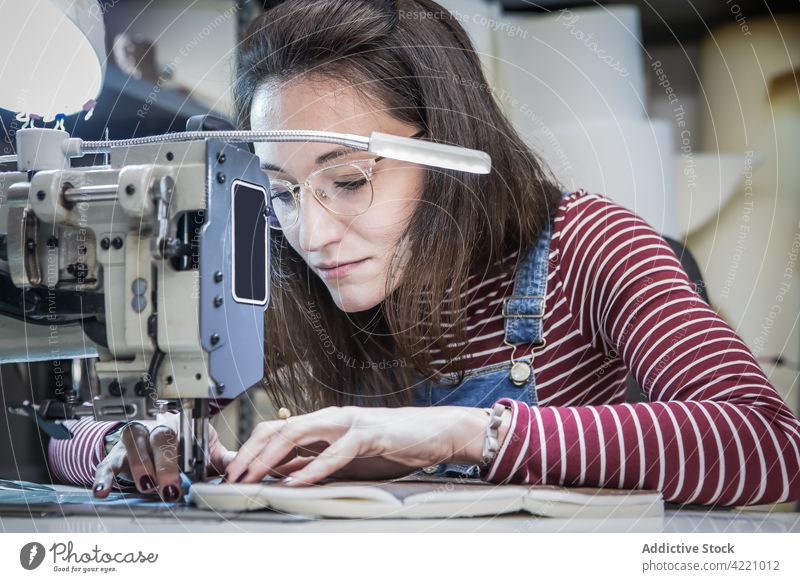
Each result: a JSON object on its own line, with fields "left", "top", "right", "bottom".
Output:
{"left": 50, "top": 0, "right": 800, "bottom": 507}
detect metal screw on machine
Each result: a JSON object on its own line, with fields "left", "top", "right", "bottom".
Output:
{"left": 131, "top": 280, "right": 148, "bottom": 318}
{"left": 108, "top": 380, "right": 126, "bottom": 396}
{"left": 134, "top": 380, "right": 148, "bottom": 397}
{"left": 131, "top": 295, "right": 147, "bottom": 313}
{"left": 131, "top": 278, "right": 147, "bottom": 295}
{"left": 66, "top": 262, "right": 88, "bottom": 280}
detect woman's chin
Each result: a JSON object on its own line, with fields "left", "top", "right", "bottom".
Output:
{"left": 329, "top": 289, "right": 383, "bottom": 313}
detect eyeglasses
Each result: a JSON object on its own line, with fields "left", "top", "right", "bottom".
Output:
{"left": 265, "top": 129, "right": 426, "bottom": 231}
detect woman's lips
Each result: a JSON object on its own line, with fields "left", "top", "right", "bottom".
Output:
{"left": 316, "top": 258, "right": 369, "bottom": 279}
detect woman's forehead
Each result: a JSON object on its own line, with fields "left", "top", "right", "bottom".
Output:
{"left": 250, "top": 78, "right": 416, "bottom": 178}
{"left": 250, "top": 77, "right": 381, "bottom": 133}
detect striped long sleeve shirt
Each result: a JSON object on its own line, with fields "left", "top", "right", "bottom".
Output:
{"left": 472, "top": 190, "right": 800, "bottom": 507}
{"left": 48, "top": 190, "right": 800, "bottom": 506}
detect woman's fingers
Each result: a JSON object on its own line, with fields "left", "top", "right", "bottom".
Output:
{"left": 209, "top": 449, "right": 236, "bottom": 477}
{"left": 284, "top": 433, "right": 363, "bottom": 486}
{"left": 241, "top": 430, "right": 355, "bottom": 484}
{"left": 207, "top": 424, "right": 238, "bottom": 477}
{"left": 266, "top": 455, "right": 315, "bottom": 478}
{"left": 149, "top": 425, "right": 182, "bottom": 502}
{"left": 225, "top": 408, "right": 352, "bottom": 483}
{"left": 225, "top": 419, "right": 287, "bottom": 482}
{"left": 93, "top": 449, "right": 127, "bottom": 499}
{"left": 237, "top": 424, "right": 347, "bottom": 484}
{"left": 236, "top": 431, "right": 313, "bottom": 483}
{"left": 120, "top": 422, "right": 158, "bottom": 494}
{"left": 226, "top": 411, "right": 340, "bottom": 482}
{"left": 226, "top": 441, "right": 326, "bottom": 480}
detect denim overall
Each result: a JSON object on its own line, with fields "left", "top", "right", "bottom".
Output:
{"left": 409, "top": 194, "right": 562, "bottom": 478}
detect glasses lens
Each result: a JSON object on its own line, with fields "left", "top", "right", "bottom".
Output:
{"left": 310, "top": 162, "right": 373, "bottom": 216}
{"left": 267, "top": 180, "right": 298, "bottom": 230}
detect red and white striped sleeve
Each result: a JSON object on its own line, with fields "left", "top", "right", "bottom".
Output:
{"left": 47, "top": 417, "right": 123, "bottom": 488}
{"left": 480, "top": 192, "right": 800, "bottom": 507}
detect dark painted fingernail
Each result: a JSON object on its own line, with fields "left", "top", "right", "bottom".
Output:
{"left": 235, "top": 469, "right": 249, "bottom": 483}
{"left": 163, "top": 485, "right": 180, "bottom": 502}
{"left": 94, "top": 483, "right": 104, "bottom": 493}
{"left": 140, "top": 475, "right": 155, "bottom": 491}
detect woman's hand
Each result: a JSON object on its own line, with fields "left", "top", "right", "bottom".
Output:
{"left": 92, "top": 417, "right": 233, "bottom": 501}
{"left": 224, "top": 405, "right": 490, "bottom": 486}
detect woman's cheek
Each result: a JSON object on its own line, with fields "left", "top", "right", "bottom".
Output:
{"left": 364, "top": 195, "right": 419, "bottom": 245}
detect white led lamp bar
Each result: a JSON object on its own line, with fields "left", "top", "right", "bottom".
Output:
{"left": 368, "top": 132, "right": 491, "bottom": 174}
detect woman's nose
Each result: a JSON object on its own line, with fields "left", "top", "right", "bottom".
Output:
{"left": 297, "top": 185, "right": 342, "bottom": 252}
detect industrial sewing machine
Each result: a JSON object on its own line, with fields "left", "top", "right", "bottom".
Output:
{"left": 0, "top": 124, "right": 491, "bottom": 484}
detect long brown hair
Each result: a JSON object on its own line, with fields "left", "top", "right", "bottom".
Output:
{"left": 234, "top": 0, "right": 565, "bottom": 413}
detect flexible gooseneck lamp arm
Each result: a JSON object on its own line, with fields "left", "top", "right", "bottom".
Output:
{"left": 4, "top": 129, "right": 492, "bottom": 175}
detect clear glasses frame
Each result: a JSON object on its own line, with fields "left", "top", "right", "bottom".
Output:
{"left": 266, "top": 158, "right": 377, "bottom": 230}
{"left": 266, "top": 129, "right": 425, "bottom": 231}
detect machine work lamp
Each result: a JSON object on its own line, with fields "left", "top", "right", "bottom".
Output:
{"left": 0, "top": 0, "right": 106, "bottom": 122}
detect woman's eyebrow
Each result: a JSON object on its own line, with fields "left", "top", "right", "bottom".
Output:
{"left": 259, "top": 145, "right": 360, "bottom": 178}
{"left": 314, "top": 145, "right": 359, "bottom": 166}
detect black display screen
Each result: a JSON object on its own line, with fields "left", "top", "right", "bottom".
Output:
{"left": 231, "top": 180, "right": 268, "bottom": 305}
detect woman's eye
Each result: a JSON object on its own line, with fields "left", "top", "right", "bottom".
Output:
{"left": 333, "top": 177, "right": 367, "bottom": 191}
{"left": 270, "top": 188, "right": 294, "bottom": 202}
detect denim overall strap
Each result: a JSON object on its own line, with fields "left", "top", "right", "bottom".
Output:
{"left": 408, "top": 191, "right": 567, "bottom": 478}
{"left": 503, "top": 216, "right": 552, "bottom": 351}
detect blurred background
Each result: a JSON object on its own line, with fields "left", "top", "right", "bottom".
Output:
{"left": 1, "top": 0, "right": 798, "bottom": 511}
